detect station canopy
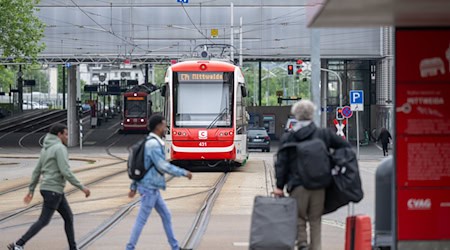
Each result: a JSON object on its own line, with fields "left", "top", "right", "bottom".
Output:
{"left": 33, "top": 0, "right": 383, "bottom": 64}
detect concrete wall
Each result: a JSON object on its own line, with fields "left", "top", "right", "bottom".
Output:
{"left": 247, "top": 106, "right": 292, "bottom": 140}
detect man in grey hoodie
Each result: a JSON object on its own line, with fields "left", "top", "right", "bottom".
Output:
{"left": 8, "top": 124, "right": 91, "bottom": 250}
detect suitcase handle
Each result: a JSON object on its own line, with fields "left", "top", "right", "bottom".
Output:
{"left": 347, "top": 202, "right": 355, "bottom": 216}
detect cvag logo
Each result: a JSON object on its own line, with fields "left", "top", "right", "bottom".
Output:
{"left": 407, "top": 198, "right": 431, "bottom": 210}
{"left": 198, "top": 130, "right": 208, "bottom": 140}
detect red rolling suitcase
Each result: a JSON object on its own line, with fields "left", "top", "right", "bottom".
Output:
{"left": 345, "top": 204, "right": 372, "bottom": 250}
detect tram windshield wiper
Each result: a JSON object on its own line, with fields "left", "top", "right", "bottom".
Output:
{"left": 206, "top": 108, "right": 229, "bottom": 129}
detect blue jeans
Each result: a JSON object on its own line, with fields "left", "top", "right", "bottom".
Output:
{"left": 126, "top": 187, "right": 179, "bottom": 250}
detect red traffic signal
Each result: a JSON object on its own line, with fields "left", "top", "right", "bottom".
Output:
{"left": 336, "top": 107, "right": 344, "bottom": 120}
{"left": 287, "top": 65, "right": 294, "bottom": 75}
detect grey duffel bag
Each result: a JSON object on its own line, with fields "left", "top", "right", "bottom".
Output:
{"left": 249, "top": 196, "right": 298, "bottom": 250}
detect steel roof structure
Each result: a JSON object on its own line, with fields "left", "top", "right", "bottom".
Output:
{"left": 4, "top": 0, "right": 384, "bottom": 64}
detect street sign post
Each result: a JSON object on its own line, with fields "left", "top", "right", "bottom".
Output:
{"left": 341, "top": 106, "right": 352, "bottom": 141}
{"left": 350, "top": 90, "right": 364, "bottom": 159}
{"left": 342, "top": 106, "right": 353, "bottom": 118}
{"left": 350, "top": 90, "right": 364, "bottom": 111}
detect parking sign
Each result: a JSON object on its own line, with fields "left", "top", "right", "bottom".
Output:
{"left": 350, "top": 90, "right": 364, "bottom": 111}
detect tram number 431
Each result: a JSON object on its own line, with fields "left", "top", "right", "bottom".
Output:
{"left": 199, "top": 142, "right": 207, "bottom": 147}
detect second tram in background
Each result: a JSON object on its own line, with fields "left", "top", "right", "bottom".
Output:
{"left": 120, "top": 85, "right": 153, "bottom": 133}
{"left": 161, "top": 59, "right": 249, "bottom": 168}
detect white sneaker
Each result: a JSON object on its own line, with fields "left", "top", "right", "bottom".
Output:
{"left": 7, "top": 243, "right": 24, "bottom": 250}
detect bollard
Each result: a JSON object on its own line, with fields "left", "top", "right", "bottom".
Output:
{"left": 374, "top": 156, "right": 393, "bottom": 249}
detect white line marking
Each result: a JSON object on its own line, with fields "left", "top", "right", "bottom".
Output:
{"left": 233, "top": 242, "right": 249, "bottom": 247}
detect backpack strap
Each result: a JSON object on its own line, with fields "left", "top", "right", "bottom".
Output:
{"left": 144, "top": 137, "right": 165, "bottom": 176}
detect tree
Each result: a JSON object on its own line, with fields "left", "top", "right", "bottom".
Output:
{"left": 0, "top": 0, "right": 45, "bottom": 61}
{"left": 0, "top": 66, "right": 15, "bottom": 92}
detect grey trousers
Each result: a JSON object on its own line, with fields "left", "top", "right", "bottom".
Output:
{"left": 290, "top": 186, "right": 325, "bottom": 250}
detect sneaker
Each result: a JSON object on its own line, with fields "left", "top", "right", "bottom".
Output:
{"left": 7, "top": 243, "right": 23, "bottom": 250}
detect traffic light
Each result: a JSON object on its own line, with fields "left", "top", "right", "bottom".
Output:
{"left": 287, "top": 65, "right": 293, "bottom": 75}
{"left": 336, "top": 107, "right": 344, "bottom": 120}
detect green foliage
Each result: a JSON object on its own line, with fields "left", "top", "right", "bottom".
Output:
{"left": 242, "top": 63, "right": 311, "bottom": 106}
{"left": 0, "top": 66, "right": 15, "bottom": 91}
{"left": 0, "top": 0, "right": 45, "bottom": 61}
{"left": 0, "top": 65, "right": 49, "bottom": 93}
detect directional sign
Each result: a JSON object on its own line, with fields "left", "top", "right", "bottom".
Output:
{"left": 177, "top": 0, "right": 188, "bottom": 3}
{"left": 350, "top": 90, "right": 364, "bottom": 111}
{"left": 342, "top": 106, "right": 353, "bottom": 118}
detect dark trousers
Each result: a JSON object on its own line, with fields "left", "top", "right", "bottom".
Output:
{"left": 18, "top": 190, "right": 77, "bottom": 250}
{"left": 382, "top": 143, "right": 389, "bottom": 156}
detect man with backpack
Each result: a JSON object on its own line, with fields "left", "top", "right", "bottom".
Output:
{"left": 126, "top": 114, "right": 192, "bottom": 250}
{"left": 274, "top": 100, "right": 350, "bottom": 250}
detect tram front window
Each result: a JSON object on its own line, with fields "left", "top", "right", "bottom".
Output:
{"left": 174, "top": 72, "right": 233, "bottom": 128}
{"left": 125, "top": 98, "right": 146, "bottom": 118}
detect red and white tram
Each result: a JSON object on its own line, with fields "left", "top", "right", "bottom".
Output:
{"left": 162, "top": 60, "right": 248, "bottom": 167}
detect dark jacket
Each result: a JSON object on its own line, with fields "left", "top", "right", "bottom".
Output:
{"left": 377, "top": 129, "right": 392, "bottom": 145}
{"left": 275, "top": 122, "right": 350, "bottom": 192}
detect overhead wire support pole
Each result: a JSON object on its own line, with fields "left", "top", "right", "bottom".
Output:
{"left": 239, "top": 17, "right": 243, "bottom": 67}
{"left": 230, "top": 2, "right": 234, "bottom": 62}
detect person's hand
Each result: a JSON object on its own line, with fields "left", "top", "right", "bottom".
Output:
{"left": 272, "top": 188, "right": 284, "bottom": 197}
{"left": 24, "top": 192, "right": 33, "bottom": 204}
{"left": 82, "top": 187, "right": 91, "bottom": 198}
{"left": 128, "top": 190, "right": 137, "bottom": 198}
{"left": 186, "top": 171, "right": 193, "bottom": 180}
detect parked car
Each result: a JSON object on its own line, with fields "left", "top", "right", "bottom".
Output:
{"left": 23, "top": 101, "right": 48, "bottom": 110}
{"left": 285, "top": 118, "right": 297, "bottom": 132}
{"left": 247, "top": 127, "right": 271, "bottom": 152}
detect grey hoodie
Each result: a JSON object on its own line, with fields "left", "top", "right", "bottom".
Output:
{"left": 29, "top": 133, "right": 84, "bottom": 194}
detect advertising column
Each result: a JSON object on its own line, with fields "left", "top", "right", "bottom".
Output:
{"left": 395, "top": 28, "right": 450, "bottom": 249}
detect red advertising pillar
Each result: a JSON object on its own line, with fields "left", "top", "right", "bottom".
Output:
{"left": 395, "top": 28, "right": 450, "bottom": 248}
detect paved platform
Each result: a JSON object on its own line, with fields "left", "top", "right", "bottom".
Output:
{"left": 0, "top": 145, "right": 380, "bottom": 250}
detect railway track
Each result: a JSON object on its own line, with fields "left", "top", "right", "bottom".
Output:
{"left": 76, "top": 173, "right": 229, "bottom": 250}
{"left": 76, "top": 176, "right": 175, "bottom": 249}
{"left": 180, "top": 173, "right": 228, "bottom": 250}
{"left": 0, "top": 110, "right": 66, "bottom": 135}
{"left": 0, "top": 165, "right": 126, "bottom": 224}
{"left": 0, "top": 159, "right": 126, "bottom": 197}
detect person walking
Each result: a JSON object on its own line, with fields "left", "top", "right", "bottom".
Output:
{"left": 126, "top": 114, "right": 193, "bottom": 250}
{"left": 377, "top": 128, "right": 392, "bottom": 156}
{"left": 274, "top": 100, "right": 350, "bottom": 250}
{"left": 8, "top": 124, "right": 91, "bottom": 250}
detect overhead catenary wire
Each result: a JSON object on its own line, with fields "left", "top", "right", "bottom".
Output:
{"left": 180, "top": 2, "right": 216, "bottom": 45}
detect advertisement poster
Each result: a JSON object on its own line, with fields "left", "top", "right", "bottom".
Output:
{"left": 396, "top": 28, "right": 450, "bottom": 241}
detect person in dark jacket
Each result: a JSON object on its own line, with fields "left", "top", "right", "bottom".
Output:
{"left": 274, "top": 100, "right": 350, "bottom": 250}
{"left": 377, "top": 128, "right": 392, "bottom": 156}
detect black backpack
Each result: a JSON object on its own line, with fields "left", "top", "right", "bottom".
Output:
{"left": 128, "top": 137, "right": 154, "bottom": 181}
{"left": 278, "top": 132, "right": 332, "bottom": 190}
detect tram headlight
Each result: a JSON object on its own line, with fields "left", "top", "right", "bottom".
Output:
{"left": 126, "top": 118, "right": 130, "bottom": 123}
{"left": 140, "top": 118, "right": 145, "bottom": 123}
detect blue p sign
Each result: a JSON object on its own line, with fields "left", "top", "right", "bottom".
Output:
{"left": 350, "top": 90, "right": 364, "bottom": 104}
